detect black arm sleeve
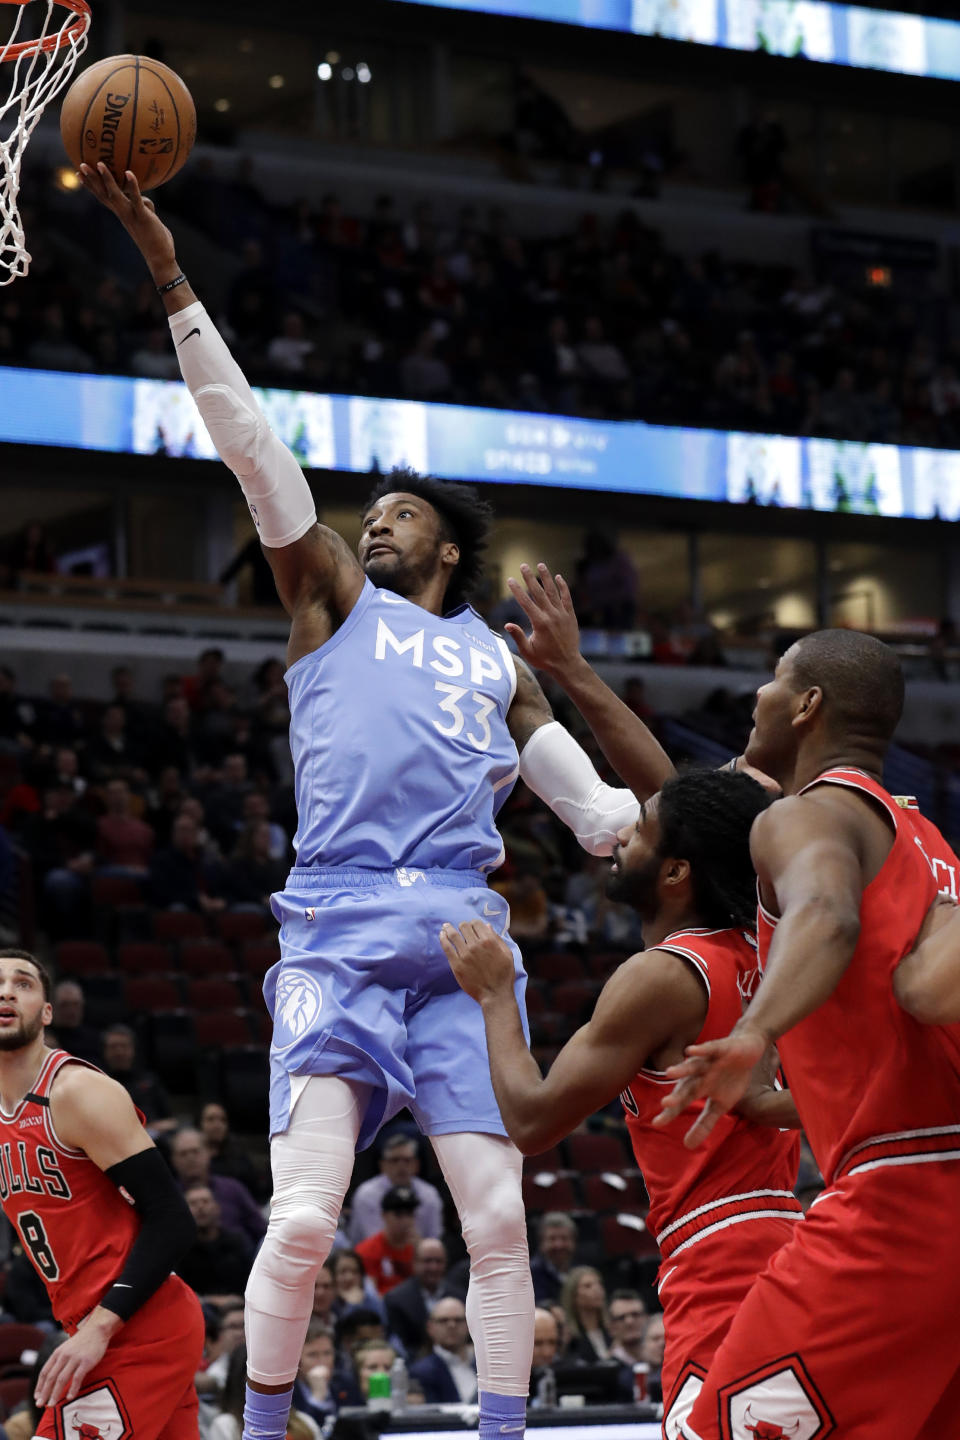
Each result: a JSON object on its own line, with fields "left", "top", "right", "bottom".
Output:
{"left": 99, "top": 1148, "right": 197, "bottom": 1322}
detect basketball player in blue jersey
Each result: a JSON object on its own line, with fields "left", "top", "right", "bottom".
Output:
{"left": 82, "top": 164, "right": 642, "bottom": 1440}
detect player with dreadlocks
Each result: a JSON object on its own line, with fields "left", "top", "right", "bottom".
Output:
{"left": 443, "top": 769, "right": 801, "bottom": 1439}
{"left": 81, "top": 162, "right": 649, "bottom": 1440}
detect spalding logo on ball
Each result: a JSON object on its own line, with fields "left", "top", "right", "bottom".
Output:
{"left": 60, "top": 54, "right": 196, "bottom": 190}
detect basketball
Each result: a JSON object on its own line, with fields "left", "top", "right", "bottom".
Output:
{"left": 60, "top": 54, "right": 196, "bottom": 191}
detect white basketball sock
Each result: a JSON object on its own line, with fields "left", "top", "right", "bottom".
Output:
{"left": 245, "top": 1075, "right": 370, "bottom": 1386}
{"left": 430, "top": 1132, "right": 533, "bottom": 1396}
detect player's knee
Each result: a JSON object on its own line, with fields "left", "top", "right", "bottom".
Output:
{"left": 461, "top": 1175, "right": 527, "bottom": 1261}
{"left": 263, "top": 1202, "right": 338, "bottom": 1272}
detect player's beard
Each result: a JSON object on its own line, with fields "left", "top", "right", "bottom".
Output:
{"left": 606, "top": 852, "right": 662, "bottom": 919}
{"left": 0, "top": 1009, "right": 45, "bottom": 1052}
{"left": 364, "top": 550, "right": 418, "bottom": 597}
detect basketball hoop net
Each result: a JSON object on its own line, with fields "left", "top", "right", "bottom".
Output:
{"left": 0, "top": 0, "right": 91, "bottom": 285}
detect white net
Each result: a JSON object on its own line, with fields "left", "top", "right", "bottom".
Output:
{"left": 0, "top": 0, "right": 90, "bottom": 285}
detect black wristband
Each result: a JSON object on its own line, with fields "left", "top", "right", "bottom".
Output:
{"left": 100, "top": 1149, "right": 196, "bottom": 1321}
{"left": 156, "top": 272, "right": 187, "bottom": 295}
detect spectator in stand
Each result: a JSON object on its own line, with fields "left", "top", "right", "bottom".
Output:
{"left": 240, "top": 790, "right": 289, "bottom": 862}
{"left": 530, "top": 1212, "right": 579, "bottom": 1304}
{"left": 183, "top": 648, "right": 226, "bottom": 713}
{"left": 223, "top": 820, "right": 286, "bottom": 913}
{"left": 494, "top": 869, "right": 550, "bottom": 944}
{"left": 267, "top": 312, "right": 315, "bottom": 375}
{"left": 543, "top": 868, "right": 588, "bottom": 950}
{"left": 349, "top": 1132, "right": 444, "bottom": 1243}
{"left": 145, "top": 765, "right": 187, "bottom": 848}
{"left": 21, "top": 783, "right": 96, "bottom": 938}
{"left": 108, "top": 663, "right": 156, "bottom": 746}
{"left": 637, "top": 1312, "right": 664, "bottom": 1404}
{"left": 400, "top": 330, "right": 452, "bottom": 400}
{"left": 6, "top": 520, "right": 56, "bottom": 580}
{"left": 177, "top": 1183, "right": 254, "bottom": 1303}
{"left": 293, "top": 1320, "right": 362, "bottom": 1423}
{"left": 48, "top": 978, "right": 101, "bottom": 1064}
{"left": 130, "top": 326, "right": 181, "bottom": 379}
{"left": 409, "top": 1298, "right": 478, "bottom": 1404}
{"left": 607, "top": 1290, "right": 648, "bottom": 1367}
{"left": 34, "top": 673, "right": 85, "bottom": 750}
{"left": 353, "top": 1340, "right": 399, "bottom": 1403}
{"left": 101, "top": 1022, "right": 178, "bottom": 1134}
{"left": 154, "top": 694, "right": 202, "bottom": 776}
{"left": 208, "top": 1342, "right": 248, "bottom": 1440}
{"left": 561, "top": 1267, "right": 612, "bottom": 1361}
{"left": 385, "top": 1238, "right": 450, "bottom": 1358}
{"left": 355, "top": 1186, "right": 418, "bottom": 1296}
{"left": 200, "top": 1100, "right": 268, "bottom": 1202}
{"left": 4, "top": 1243, "right": 54, "bottom": 1324}
{"left": 573, "top": 533, "right": 638, "bottom": 631}
{"left": 335, "top": 1307, "right": 389, "bottom": 1360}
{"left": 85, "top": 705, "right": 146, "bottom": 785}
{"left": 204, "top": 752, "right": 254, "bottom": 851}
{"left": 532, "top": 1307, "right": 560, "bottom": 1369}
{"left": 95, "top": 777, "right": 154, "bottom": 875}
{"left": 311, "top": 1263, "right": 338, "bottom": 1328}
{"left": 196, "top": 1301, "right": 247, "bottom": 1423}
{"left": 49, "top": 745, "right": 86, "bottom": 799}
{"left": 170, "top": 1127, "right": 267, "bottom": 1250}
{"left": 0, "top": 665, "right": 36, "bottom": 753}
{"left": 148, "top": 811, "right": 228, "bottom": 915}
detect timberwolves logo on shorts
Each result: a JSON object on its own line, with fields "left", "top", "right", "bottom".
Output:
{"left": 273, "top": 969, "right": 323, "bottom": 1052}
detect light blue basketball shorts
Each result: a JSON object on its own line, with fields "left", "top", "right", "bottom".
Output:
{"left": 265, "top": 866, "right": 529, "bottom": 1149}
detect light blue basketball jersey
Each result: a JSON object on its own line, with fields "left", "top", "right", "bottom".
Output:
{"left": 285, "top": 579, "right": 519, "bottom": 873}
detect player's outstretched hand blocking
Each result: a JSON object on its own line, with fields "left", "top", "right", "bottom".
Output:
{"left": 654, "top": 1027, "right": 768, "bottom": 1149}
{"left": 76, "top": 162, "right": 177, "bottom": 272}
{"left": 504, "top": 563, "right": 581, "bottom": 680}
{"left": 440, "top": 920, "right": 515, "bottom": 1004}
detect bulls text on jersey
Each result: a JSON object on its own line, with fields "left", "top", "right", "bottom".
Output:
{"left": 0, "top": 1141, "right": 71, "bottom": 1201}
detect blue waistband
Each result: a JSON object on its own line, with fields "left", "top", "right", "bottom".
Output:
{"left": 285, "top": 865, "right": 487, "bottom": 891}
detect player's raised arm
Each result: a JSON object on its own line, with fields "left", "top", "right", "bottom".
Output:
{"left": 439, "top": 919, "right": 707, "bottom": 1154}
{"left": 506, "top": 654, "right": 640, "bottom": 855}
{"left": 35, "top": 1066, "right": 196, "bottom": 1407}
{"left": 76, "top": 164, "right": 364, "bottom": 630}
{"left": 656, "top": 793, "right": 863, "bottom": 1139}
{"left": 506, "top": 564, "right": 675, "bottom": 802}
{"left": 894, "top": 894, "right": 960, "bottom": 1023}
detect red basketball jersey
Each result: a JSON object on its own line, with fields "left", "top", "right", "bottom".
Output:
{"left": 621, "top": 927, "right": 801, "bottom": 1262}
{"left": 758, "top": 768, "right": 960, "bottom": 1185}
{"left": 894, "top": 793, "right": 960, "bottom": 1074}
{"left": 0, "top": 1049, "right": 141, "bottom": 1330}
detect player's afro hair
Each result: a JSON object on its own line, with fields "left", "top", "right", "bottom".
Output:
{"left": 362, "top": 469, "right": 494, "bottom": 613}
{"left": 657, "top": 769, "right": 773, "bottom": 931}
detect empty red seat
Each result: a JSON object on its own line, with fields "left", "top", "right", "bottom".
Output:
{"left": 153, "top": 911, "right": 207, "bottom": 942}
{"left": 582, "top": 1173, "right": 648, "bottom": 1213}
{"left": 217, "top": 911, "right": 270, "bottom": 944}
{"left": 194, "top": 1011, "right": 253, "bottom": 1047}
{"left": 249, "top": 1010, "right": 273, "bottom": 1045}
{"left": 125, "top": 975, "right": 182, "bottom": 1011}
{"left": 180, "top": 940, "right": 235, "bottom": 976}
{"left": 117, "top": 941, "right": 172, "bottom": 975}
{"left": 522, "top": 1173, "right": 579, "bottom": 1212}
{"left": 91, "top": 873, "right": 144, "bottom": 907}
{"left": 53, "top": 941, "right": 111, "bottom": 976}
{"left": 187, "top": 976, "right": 244, "bottom": 1010}
{"left": 0, "top": 1376, "right": 29, "bottom": 1414}
{"left": 567, "top": 1132, "right": 629, "bottom": 1173}
{"left": 523, "top": 1144, "right": 567, "bottom": 1173}
{"left": 600, "top": 1212, "right": 659, "bottom": 1258}
{"left": 0, "top": 1323, "right": 46, "bottom": 1365}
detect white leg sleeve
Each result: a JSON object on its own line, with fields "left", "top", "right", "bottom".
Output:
{"left": 245, "top": 1076, "right": 370, "bottom": 1386}
{"left": 430, "top": 1133, "right": 533, "bottom": 1397}
{"left": 168, "top": 301, "right": 317, "bottom": 549}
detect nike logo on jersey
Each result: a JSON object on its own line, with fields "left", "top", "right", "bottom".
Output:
{"left": 176, "top": 327, "right": 200, "bottom": 346}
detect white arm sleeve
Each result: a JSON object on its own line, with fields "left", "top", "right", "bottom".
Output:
{"left": 168, "top": 301, "right": 317, "bottom": 548}
{"left": 518, "top": 720, "right": 640, "bottom": 856}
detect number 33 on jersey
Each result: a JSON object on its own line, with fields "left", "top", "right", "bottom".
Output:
{"left": 286, "top": 581, "right": 520, "bottom": 874}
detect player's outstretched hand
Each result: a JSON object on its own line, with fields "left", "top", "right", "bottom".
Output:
{"left": 504, "top": 563, "right": 581, "bottom": 680}
{"left": 653, "top": 1026, "right": 768, "bottom": 1149}
{"left": 76, "top": 162, "right": 178, "bottom": 278}
{"left": 440, "top": 919, "right": 515, "bottom": 1003}
{"left": 35, "top": 1311, "right": 118, "bottom": 1407}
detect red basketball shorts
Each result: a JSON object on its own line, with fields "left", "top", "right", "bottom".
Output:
{"left": 659, "top": 1217, "right": 800, "bottom": 1440}
{"left": 680, "top": 1163, "right": 960, "bottom": 1440}
{"left": 37, "top": 1275, "right": 205, "bottom": 1440}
